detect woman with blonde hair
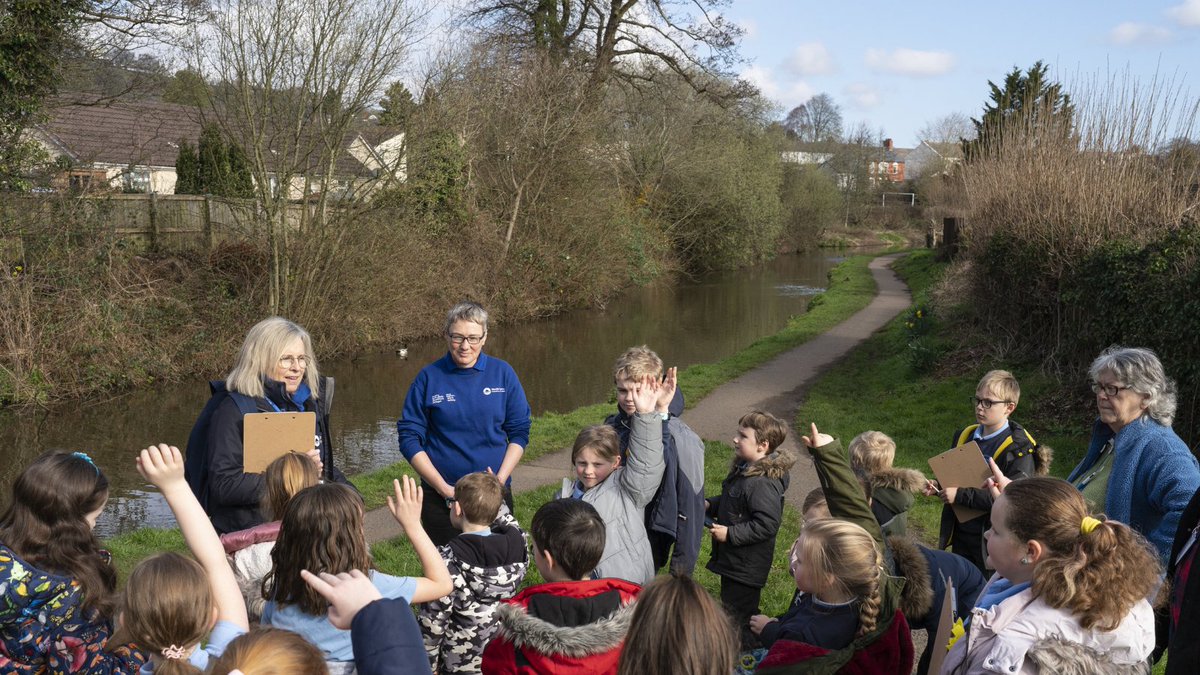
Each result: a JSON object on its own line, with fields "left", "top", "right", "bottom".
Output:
{"left": 185, "top": 316, "right": 352, "bottom": 534}
{"left": 942, "top": 476, "right": 1160, "bottom": 674}
{"left": 617, "top": 574, "right": 737, "bottom": 675}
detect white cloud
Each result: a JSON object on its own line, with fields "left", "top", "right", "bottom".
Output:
{"left": 740, "top": 66, "right": 814, "bottom": 108}
{"left": 1167, "top": 0, "right": 1200, "bottom": 27}
{"left": 1109, "top": 22, "right": 1173, "bottom": 45}
{"left": 844, "top": 83, "right": 881, "bottom": 109}
{"left": 864, "top": 48, "right": 955, "bottom": 77}
{"left": 785, "top": 42, "right": 834, "bottom": 76}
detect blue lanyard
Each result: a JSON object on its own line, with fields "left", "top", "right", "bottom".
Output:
{"left": 263, "top": 397, "right": 283, "bottom": 413}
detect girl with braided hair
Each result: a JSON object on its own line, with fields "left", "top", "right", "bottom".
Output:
{"left": 751, "top": 519, "right": 887, "bottom": 649}
{"left": 941, "top": 476, "right": 1159, "bottom": 674}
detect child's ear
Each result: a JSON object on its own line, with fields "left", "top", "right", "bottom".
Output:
{"left": 452, "top": 502, "right": 463, "bottom": 519}
{"left": 1025, "top": 539, "right": 1045, "bottom": 566}
{"left": 612, "top": 455, "right": 622, "bottom": 469}
{"left": 541, "top": 547, "right": 557, "bottom": 573}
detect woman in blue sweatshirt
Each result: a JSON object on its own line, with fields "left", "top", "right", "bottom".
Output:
{"left": 397, "top": 302, "right": 532, "bottom": 544}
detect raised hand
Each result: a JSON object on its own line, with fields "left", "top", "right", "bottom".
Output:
{"left": 654, "top": 367, "right": 678, "bottom": 413}
{"left": 984, "top": 456, "right": 1011, "bottom": 497}
{"left": 387, "top": 475, "right": 423, "bottom": 533}
{"left": 301, "top": 569, "right": 381, "bottom": 630}
{"left": 631, "top": 374, "right": 660, "bottom": 415}
{"left": 801, "top": 422, "right": 834, "bottom": 449}
{"left": 136, "top": 443, "right": 186, "bottom": 489}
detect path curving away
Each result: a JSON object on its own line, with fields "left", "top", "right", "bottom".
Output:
{"left": 364, "top": 253, "right": 912, "bottom": 544}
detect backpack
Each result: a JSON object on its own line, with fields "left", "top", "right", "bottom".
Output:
{"left": 184, "top": 381, "right": 259, "bottom": 509}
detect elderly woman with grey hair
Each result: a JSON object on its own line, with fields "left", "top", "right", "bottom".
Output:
{"left": 1066, "top": 346, "right": 1199, "bottom": 563}
{"left": 397, "top": 302, "right": 532, "bottom": 544}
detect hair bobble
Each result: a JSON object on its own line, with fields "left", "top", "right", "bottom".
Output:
{"left": 1080, "top": 516, "right": 1103, "bottom": 535}
{"left": 161, "top": 644, "right": 188, "bottom": 660}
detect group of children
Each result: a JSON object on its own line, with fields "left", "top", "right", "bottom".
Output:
{"left": 0, "top": 356, "right": 1173, "bottom": 675}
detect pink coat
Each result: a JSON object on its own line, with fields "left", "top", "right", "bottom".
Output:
{"left": 219, "top": 521, "right": 281, "bottom": 621}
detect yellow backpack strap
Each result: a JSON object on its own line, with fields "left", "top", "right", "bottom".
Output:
{"left": 956, "top": 425, "right": 978, "bottom": 448}
{"left": 992, "top": 436, "right": 1015, "bottom": 460}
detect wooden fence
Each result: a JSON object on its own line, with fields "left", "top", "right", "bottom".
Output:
{"left": 0, "top": 194, "right": 320, "bottom": 253}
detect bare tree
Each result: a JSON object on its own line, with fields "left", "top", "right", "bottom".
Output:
{"left": 466, "top": 0, "right": 747, "bottom": 97}
{"left": 187, "top": 0, "right": 422, "bottom": 314}
{"left": 783, "top": 93, "right": 843, "bottom": 144}
{"left": 916, "top": 112, "right": 975, "bottom": 145}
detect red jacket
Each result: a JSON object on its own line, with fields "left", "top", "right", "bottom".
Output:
{"left": 480, "top": 578, "right": 640, "bottom": 674}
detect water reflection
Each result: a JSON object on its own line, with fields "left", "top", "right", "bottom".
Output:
{"left": 0, "top": 250, "right": 852, "bottom": 537}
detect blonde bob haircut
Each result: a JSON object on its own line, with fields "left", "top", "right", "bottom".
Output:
{"left": 848, "top": 431, "right": 897, "bottom": 474}
{"left": 613, "top": 345, "right": 663, "bottom": 382}
{"left": 226, "top": 317, "right": 320, "bottom": 399}
{"left": 210, "top": 627, "right": 327, "bottom": 675}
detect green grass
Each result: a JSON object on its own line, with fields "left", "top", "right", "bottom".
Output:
{"left": 371, "top": 440, "right": 804, "bottom": 617}
{"left": 795, "top": 250, "right": 1090, "bottom": 542}
{"left": 104, "top": 252, "right": 884, "bottom": 584}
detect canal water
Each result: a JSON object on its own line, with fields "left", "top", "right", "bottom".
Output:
{"left": 0, "top": 250, "right": 855, "bottom": 537}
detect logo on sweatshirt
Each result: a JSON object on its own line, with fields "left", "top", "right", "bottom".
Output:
{"left": 483, "top": 387, "right": 506, "bottom": 396}
{"left": 431, "top": 393, "right": 458, "bottom": 405}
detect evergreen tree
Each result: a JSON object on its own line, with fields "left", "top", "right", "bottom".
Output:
{"left": 964, "top": 61, "right": 1074, "bottom": 160}
{"left": 378, "top": 80, "right": 415, "bottom": 127}
{"left": 175, "top": 140, "right": 198, "bottom": 193}
{"left": 225, "top": 143, "right": 254, "bottom": 198}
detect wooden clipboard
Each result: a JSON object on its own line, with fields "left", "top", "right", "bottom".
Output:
{"left": 928, "top": 441, "right": 991, "bottom": 522}
{"left": 243, "top": 411, "right": 316, "bottom": 473}
{"left": 927, "top": 577, "right": 957, "bottom": 675}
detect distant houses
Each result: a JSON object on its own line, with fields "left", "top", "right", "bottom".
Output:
{"left": 26, "top": 94, "right": 406, "bottom": 199}
{"left": 781, "top": 137, "right": 963, "bottom": 187}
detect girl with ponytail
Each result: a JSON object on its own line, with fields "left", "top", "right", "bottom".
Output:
{"left": 120, "top": 444, "right": 250, "bottom": 673}
{"left": 942, "top": 476, "right": 1159, "bottom": 674}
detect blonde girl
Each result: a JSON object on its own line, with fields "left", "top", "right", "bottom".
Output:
{"left": 209, "top": 627, "right": 327, "bottom": 675}
{"left": 220, "top": 452, "right": 319, "bottom": 620}
{"left": 260, "top": 477, "right": 451, "bottom": 664}
{"left": 751, "top": 519, "right": 886, "bottom": 650}
{"left": 563, "top": 371, "right": 671, "bottom": 584}
{"left": 121, "top": 443, "right": 250, "bottom": 673}
{"left": 942, "top": 476, "right": 1160, "bottom": 674}
{"left": 0, "top": 452, "right": 145, "bottom": 673}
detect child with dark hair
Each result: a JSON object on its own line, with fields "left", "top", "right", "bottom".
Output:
{"left": 0, "top": 451, "right": 147, "bottom": 673}
{"left": 706, "top": 410, "right": 796, "bottom": 649}
{"left": 481, "top": 499, "right": 641, "bottom": 674}
{"left": 417, "top": 472, "right": 527, "bottom": 674}
{"left": 261, "top": 477, "right": 451, "bottom": 666}
{"left": 220, "top": 452, "right": 319, "bottom": 620}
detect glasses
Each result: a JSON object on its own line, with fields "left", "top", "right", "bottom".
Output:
{"left": 278, "top": 355, "right": 309, "bottom": 369}
{"left": 972, "top": 397, "right": 1012, "bottom": 410}
{"left": 444, "top": 496, "right": 457, "bottom": 508}
{"left": 1091, "top": 382, "right": 1131, "bottom": 398}
{"left": 447, "top": 333, "right": 485, "bottom": 346}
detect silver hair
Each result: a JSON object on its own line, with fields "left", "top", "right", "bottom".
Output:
{"left": 225, "top": 317, "right": 320, "bottom": 399}
{"left": 1088, "top": 346, "right": 1176, "bottom": 427}
{"left": 443, "top": 301, "right": 488, "bottom": 335}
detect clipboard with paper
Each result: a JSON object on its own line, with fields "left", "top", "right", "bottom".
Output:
{"left": 926, "top": 577, "right": 957, "bottom": 675}
{"left": 928, "top": 441, "right": 991, "bottom": 523}
{"left": 242, "top": 411, "right": 317, "bottom": 473}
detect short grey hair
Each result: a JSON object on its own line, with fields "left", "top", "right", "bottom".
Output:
{"left": 443, "top": 301, "right": 488, "bottom": 335}
{"left": 226, "top": 317, "right": 320, "bottom": 399}
{"left": 1089, "top": 346, "right": 1176, "bottom": 427}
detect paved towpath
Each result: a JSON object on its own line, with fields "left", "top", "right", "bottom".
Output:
{"left": 364, "top": 253, "right": 912, "bottom": 543}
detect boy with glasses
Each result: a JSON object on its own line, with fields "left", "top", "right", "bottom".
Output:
{"left": 923, "top": 369, "right": 1046, "bottom": 573}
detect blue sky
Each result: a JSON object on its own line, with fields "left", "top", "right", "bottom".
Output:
{"left": 731, "top": 0, "right": 1200, "bottom": 147}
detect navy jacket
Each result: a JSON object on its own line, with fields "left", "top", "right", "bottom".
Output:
{"left": 352, "top": 598, "right": 433, "bottom": 675}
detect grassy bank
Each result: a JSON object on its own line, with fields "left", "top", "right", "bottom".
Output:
{"left": 104, "top": 250, "right": 887, "bottom": 579}
{"left": 795, "top": 249, "right": 1090, "bottom": 541}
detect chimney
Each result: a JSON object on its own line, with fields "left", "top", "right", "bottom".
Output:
{"left": 884, "top": 138, "right": 894, "bottom": 151}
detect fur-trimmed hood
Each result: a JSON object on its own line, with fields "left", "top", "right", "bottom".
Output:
{"left": 1026, "top": 636, "right": 1150, "bottom": 675}
{"left": 886, "top": 535, "right": 933, "bottom": 621}
{"left": 494, "top": 599, "right": 635, "bottom": 658}
{"left": 869, "top": 467, "right": 926, "bottom": 493}
{"left": 742, "top": 445, "right": 798, "bottom": 479}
